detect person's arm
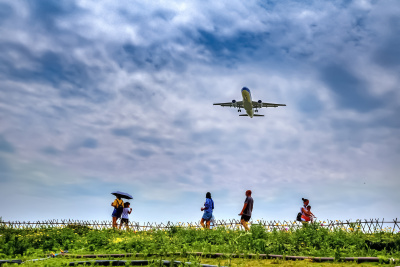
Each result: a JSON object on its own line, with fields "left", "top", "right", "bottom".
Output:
{"left": 111, "top": 200, "right": 117, "bottom": 207}
{"left": 128, "top": 208, "right": 132, "bottom": 214}
{"left": 239, "top": 203, "right": 248, "bottom": 215}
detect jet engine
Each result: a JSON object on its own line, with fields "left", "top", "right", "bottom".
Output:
{"left": 258, "top": 100, "right": 262, "bottom": 108}
{"left": 232, "top": 100, "right": 237, "bottom": 107}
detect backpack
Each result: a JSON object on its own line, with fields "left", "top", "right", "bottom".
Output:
{"left": 296, "top": 212, "right": 302, "bottom": 221}
{"left": 116, "top": 200, "right": 124, "bottom": 212}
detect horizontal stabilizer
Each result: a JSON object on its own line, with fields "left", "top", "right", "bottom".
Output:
{"left": 239, "top": 114, "right": 249, "bottom": 116}
{"left": 253, "top": 114, "right": 264, "bottom": 116}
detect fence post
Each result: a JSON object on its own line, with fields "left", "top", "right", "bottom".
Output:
{"left": 393, "top": 218, "right": 399, "bottom": 233}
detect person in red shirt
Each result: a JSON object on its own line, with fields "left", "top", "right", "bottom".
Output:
{"left": 300, "top": 198, "right": 312, "bottom": 222}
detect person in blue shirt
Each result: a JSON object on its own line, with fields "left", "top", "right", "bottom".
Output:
{"left": 200, "top": 192, "right": 214, "bottom": 229}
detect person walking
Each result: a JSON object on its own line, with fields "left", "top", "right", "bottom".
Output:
{"left": 300, "top": 198, "right": 312, "bottom": 223}
{"left": 239, "top": 190, "right": 253, "bottom": 231}
{"left": 200, "top": 192, "right": 214, "bottom": 229}
{"left": 111, "top": 196, "right": 124, "bottom": 228}
{"left": 119, "top": 202, "right": 132, "bottom": 230}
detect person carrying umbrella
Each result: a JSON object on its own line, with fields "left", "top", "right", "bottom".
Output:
{"left": 111, "top": 191, "right": 133, "bottom": 228}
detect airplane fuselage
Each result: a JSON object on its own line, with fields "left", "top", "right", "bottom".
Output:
{"left": 241, "top": 87, "right": 254, "bottom": 118}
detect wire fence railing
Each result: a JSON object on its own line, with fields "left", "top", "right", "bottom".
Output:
{"left": 1, "top": 218, "right": 399, "bottom": 234}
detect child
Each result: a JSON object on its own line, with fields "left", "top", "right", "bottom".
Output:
{"left": 119, "top": 202, "right": 132, "bottom": 230}
{"left": 307, "top": 205, "right": 316, "bottom": 222}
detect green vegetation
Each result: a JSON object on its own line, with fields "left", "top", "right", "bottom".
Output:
{"left": 0, "top": 257, "right": 398, "bottom": 267}
{"left": 0, "top": 222, "right": 399, "bottom": 265}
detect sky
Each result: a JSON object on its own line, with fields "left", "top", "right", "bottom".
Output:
{"left": 0, "top": 0, "right": 399, "bottom": 224}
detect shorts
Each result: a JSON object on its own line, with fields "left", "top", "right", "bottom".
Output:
{"left": 241, "top": 215, "right": 251, "bottom": 222}
{"left": 121, "top": 218, "right": 129, "bottom": 225}
{"left": 202, "top": 211, "right": 212, "bottom": 221}
{"left": 112, "top": 208, "right": 123, "bottom": 218}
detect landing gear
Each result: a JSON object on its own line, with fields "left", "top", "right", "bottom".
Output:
{"left": 255, "top": 109, "right": 258, "bottom": 113}
{"left": 237, "top": 109, "right": 242, "bottom": 112}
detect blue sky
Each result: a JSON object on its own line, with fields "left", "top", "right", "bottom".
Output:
{"left": 0, "top": 0, "right": 399, "bottom": 223}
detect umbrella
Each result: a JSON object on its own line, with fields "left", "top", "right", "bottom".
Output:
{"left": 111, "top": 191, "right": 133, "bottom": 199}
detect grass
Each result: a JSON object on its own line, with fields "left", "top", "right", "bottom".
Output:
{"left": 1, "top": 222, "right": 399, "bottom": 265}
{"left": 0, "top": 256, "right": 398, "bottom": 266}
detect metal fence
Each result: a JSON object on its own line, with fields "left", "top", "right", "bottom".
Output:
{"left": 1, "top": 218, "right": 399, "bottom": 234}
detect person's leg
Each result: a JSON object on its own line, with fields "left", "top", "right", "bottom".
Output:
{"left": 112, "top": 217, "right": 117, "bottom": 228}
{"left": 119, "top": 219, "right": 122, "bottom": 229}
{"left": 126, "top": 221, "right": 129, "bottom": 231}
{"left": 200, "top": 218, "right": 206, "bottom": 228}
{"left": 241, "top": 219, "right": 250, "bottom": 231}
{"left": 206, "top": 220, "right": 211, "bottom": 229}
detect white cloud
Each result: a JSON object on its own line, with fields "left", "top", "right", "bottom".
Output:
{"left": 0, "top": 0, "right": 399, "bottom": 222}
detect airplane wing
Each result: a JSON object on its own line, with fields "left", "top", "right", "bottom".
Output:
{"left": 213, "top": 101, "right": 243, "bottom": 108}
{"left": 252, "top": 101, "right": 286, "bottom": 108}
{"left": 239, "top": 114, "right": 264, "bottom": 117}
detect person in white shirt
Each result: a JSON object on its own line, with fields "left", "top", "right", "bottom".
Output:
{"left": 119, "top": 202, "right": 132, "bottom": 230}
{"left": 300, "top": 198, "right": 312, "bottom": 223}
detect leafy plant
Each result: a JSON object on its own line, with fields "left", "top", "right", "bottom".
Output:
{"left": 1, "top": 221, "right": 399, "bottom": 259}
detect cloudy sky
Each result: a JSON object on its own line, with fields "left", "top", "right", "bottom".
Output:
{"left": 0, "top": 0, "right": 399, "bottom": 224}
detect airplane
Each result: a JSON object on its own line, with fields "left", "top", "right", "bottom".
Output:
{"left": 213, "top": 87, "right": 286, "bottom": 118}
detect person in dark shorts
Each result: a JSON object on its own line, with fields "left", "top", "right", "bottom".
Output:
{"left": 119, "top": 202, "right": 132, "bottom": 230}
{"left": 239, "top": 190, "right": 253, "bottom": 231}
